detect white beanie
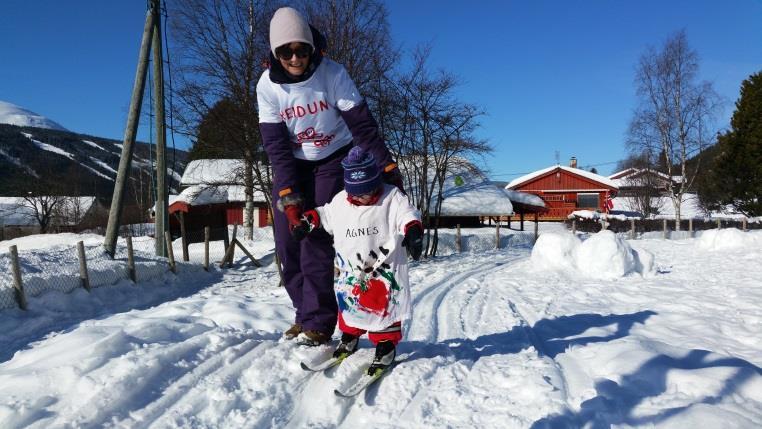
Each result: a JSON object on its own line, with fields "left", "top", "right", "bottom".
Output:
{"left": 269, "top": 7, "right": 314, "bottom": 55}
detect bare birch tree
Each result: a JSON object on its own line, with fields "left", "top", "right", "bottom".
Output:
{"left": 14, "top": 193, "right": 65, "bottom": 233}
{"left": 385, "top": 46, "right": 490, "bottom": 256}
{"left": 627, "top": 30, "right": 720, "bottom": 228}
{"left": 168, "top": 0, "right": 273, "bottom": 240}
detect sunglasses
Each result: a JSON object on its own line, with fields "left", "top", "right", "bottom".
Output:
{"left": 275, "top": 44, "right": 312, "bottom": 60}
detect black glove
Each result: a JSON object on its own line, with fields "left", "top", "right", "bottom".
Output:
{"left": 291, "top": 209, "right": 320, "bottom": 242}
{"left": 402, "top": 222, "right": 423, "bottom": 260}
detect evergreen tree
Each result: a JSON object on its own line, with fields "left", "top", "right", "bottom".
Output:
{"left": 702, "top": 71, "right": 762, "bottom": 216}
{"left": 188, "top": 98, "right": 246, "bottom": 161}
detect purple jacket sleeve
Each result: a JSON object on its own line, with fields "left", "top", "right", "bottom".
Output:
{"left": 260, "top": 122, "right": 299, "bottom": 198}
{"left": 339, "top": 101, "right": 395, "bottom": 168}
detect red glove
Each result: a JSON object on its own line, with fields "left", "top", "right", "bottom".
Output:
{"left": 287, "top": 207, "right": 321, "bottom": 241}
{"left": 284, "top": 205, "right": 303, "bottom": 234}
{"left": 382, "top": 163, "right": 406, "bottom": 195}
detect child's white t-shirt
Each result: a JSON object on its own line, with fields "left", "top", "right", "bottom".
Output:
{"left": 316, "top": 185, "right": 419, "bottom": 331}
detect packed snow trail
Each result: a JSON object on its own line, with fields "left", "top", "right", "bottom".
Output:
{"left": 2, "top": 229, "right": 762, "bottom": 427}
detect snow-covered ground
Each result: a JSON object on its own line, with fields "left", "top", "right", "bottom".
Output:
{"left": 0, "top": 225, "right": 761, "bottom": 428}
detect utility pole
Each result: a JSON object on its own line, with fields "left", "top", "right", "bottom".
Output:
{"left": 152, "top": 0, "right": 168, "bottom": 257}
{"left": 103, "top": 0, "right": 168, "bottom": 258}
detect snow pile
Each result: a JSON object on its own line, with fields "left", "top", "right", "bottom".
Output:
{"left": 531, "top": 230, "right": 654, "bottom": 279}
{"left": 696, "top": 229, "right": 762, "bottom": 251}
{"left": 0, "top": 100, "right": 67, "bottom": 131}
{"left": 569, "top": 209, "right": 639, "bottom": 221}
{"left": 530, "top": 230, "right": 579, "bottom": 271}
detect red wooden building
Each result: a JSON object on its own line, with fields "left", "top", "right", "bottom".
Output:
{"left": 167, "top": 160, "right": 270, "bottom": 241}
{"left": 505, "top": 159, "right": 618, "bottom": 221}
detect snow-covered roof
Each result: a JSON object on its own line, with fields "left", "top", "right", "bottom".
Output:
{"left": 181, "top": 159, "right": 244, "bottom": 186}
{"left": 506, "top": 165, "right": 618, "bottom": 189}
{"left": 503, "top": 189, "right": 546, "bottom": 208}
{"left": 0, "top": 100, "right": 68, "bottom": 131}
{"left": 437, "top": 178, "right": 513, "bottom": 216}
{"left": 170, "top": 185, "right": 267, "bottom": 207}
{"left": 608, "top": 168, "right": 672, "bottom": 188}
{"left": 608, "top": 168, "right": 638, "bottom": 180}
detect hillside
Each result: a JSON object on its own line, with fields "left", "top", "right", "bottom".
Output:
{"left": 0, "top": 123, "right": 187, "bottom": 199}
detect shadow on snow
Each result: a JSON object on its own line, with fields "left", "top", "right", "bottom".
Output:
{"left": 0, "top": 269, "right": 226, "bottom": 363}
{"left": 400, "top": 310, "right": 657, "bottom": 364}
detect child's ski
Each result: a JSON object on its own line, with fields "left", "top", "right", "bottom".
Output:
{"left": 333, "top": 363, "right": 394, "bottom": 397}
{"left": 300, "top": 355, "right": 345, "bottom": 372}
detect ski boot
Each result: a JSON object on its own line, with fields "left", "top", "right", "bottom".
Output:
{"left": 283, "top": 323, "right": 302, "bottom": 340}
{"left": 296, "top": 330, "right": 330, "bottom": 346}
{"left": 333, "top": 333, "right": 359, "bottom": 360}
{"left": 367, "top": 340, "right": 396, "bottom": 376}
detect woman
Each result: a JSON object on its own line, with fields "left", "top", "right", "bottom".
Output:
{"left": 256, "top": 7, "right": 403, "bottom": 346}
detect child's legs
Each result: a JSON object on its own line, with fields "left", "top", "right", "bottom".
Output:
{"left": 368, "top": 322, "right": 402, "bottom": 345}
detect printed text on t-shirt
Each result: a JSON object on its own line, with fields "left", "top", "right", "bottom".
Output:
{"left": 280, "top": 100, "right": 330, "bottom": 121}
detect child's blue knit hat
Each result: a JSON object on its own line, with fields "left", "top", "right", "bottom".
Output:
{"left": 341, "top": 146, "right": 382, "bottom": 196}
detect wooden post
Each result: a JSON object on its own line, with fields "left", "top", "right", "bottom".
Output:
{"left": 77, "top": 241, "right": 91, "bottom": 292}
{"left": 153, "top": 0, "right": 169, "bottom": 258}
{"left": 495, "top": 222, "right": 501, "bottom": 249}
{"left": 572, "top": 220, "right": 576, "bottom": 234}
{"left": 223, "top": 225, "right": 230, "bottom": 256}
{"left": 126, "top": 235, "right": 136, "bottom": 283}
{"left": 9, "top": 245, "right": 27, "bottom": 310}
{"left": 717, "top": 218, "right": 722, "bottom": 230}
{"left": 663, "top": 219, "right": 668, "bottom": 239}
{"left": 235, "top": 240, "right": 263, "bottom": 267}
{"left": 180, "top": 211, "right": 189, "bottom": 262}
{"left": 630, "top": 218, "right": 635, "bottom": 240}
{"left": 534, "top": 213, "right": 539, "bottom": 241}
{"left": 520, "top": 213, "right": 525, "bottom": 231}
{"left": 103, "top": 5, "right": 156, "bottom": 258}
{"left": 743, "top": 217, "right": 748, "bottom": 232}
{"left": 689, "top": 218, "right": 694, "bottom": 236}
{"left": 456, "top": 224, "right": 461, "bottom": 253}
{"left": 221, "top": 224, "right": 238, "bottom": 268}
{"left": 165, "top": 231, "right": 176, "bottom": 273}
{"left": 204, "top": 226, "right": 210, "bottom": 271}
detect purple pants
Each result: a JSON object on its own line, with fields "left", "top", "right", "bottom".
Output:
{"left": 272, "top": 146, "right": 349, "bottom": 335}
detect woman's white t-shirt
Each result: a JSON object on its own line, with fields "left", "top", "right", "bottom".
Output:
{"left": 256, "top": 58, "right": 362, "bottom": 161}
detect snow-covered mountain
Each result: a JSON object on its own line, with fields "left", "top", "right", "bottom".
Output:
{"left": 0, "top": 100, "right": 68, "bottom": 131}
{"left": 0, "top": 103, "right": 187, "bottom": 199}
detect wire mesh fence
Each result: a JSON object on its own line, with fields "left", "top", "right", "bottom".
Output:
{"left": 0, "top": 236, "right": 179, "bottom": 311}
{"left": 0, "top": 253, "right": 16, "bottom": 310}
{"left": 0, "top": 223, "right": 276, "bottom": 312}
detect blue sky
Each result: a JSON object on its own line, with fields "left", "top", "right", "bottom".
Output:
{"left": 1, "top": 1, "right": 760, "bottom": 178}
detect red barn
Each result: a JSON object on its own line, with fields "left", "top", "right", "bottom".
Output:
{"left": 505, "top": 158, "right": 618, "bottom": 221}
{"left": 167, "top": 159, "right": 270, "bottom": 241}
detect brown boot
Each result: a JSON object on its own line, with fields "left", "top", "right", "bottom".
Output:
{"left": 296, "top": 330, "right": 331, "bottom": 346}
{"left": 283, "top": 323, "right": 302, "bottom": 340}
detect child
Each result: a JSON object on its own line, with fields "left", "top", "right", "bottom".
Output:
{"left": 293, "top": 147, "right": 423, "bottom": 375}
